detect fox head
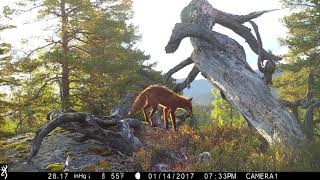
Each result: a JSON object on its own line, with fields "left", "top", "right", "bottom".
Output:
{"left": 128, "top": 97, "right": 141, "bottom": 116}
{"left": 128, "top": 94, "right": 144, "bottom": 116}
{"left": 184, "top": 97, "right": 193, "bottom": 117}
{"left": 128, "top": 105, "right": 138, "bottom": 116}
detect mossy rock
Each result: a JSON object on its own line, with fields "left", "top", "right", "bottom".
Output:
{"left": 2, "top": 141, "right": 31, "bottom": 153}
{"left": 0, "top": 156, "right": 12, "bottom": 164}
{"left": 4, "top": 141, "right": 21, "bottom": 149}
{"left": 15, "top": 153, "right": 28, "bottom": 160}
{"left": 46, "top": 163, "right": 65, "bottom": 172}
{"left": 15, "top": 144, "right": 31, "bottom": 153}
{"left": 0, "top": 141, "right": 7, "bottom": 151}
{"left": 85, "top": 147, "right": 112, "bottom": 156}
{"left": 97, "top": 160, "right": 112, "bottom": 171}
{"left": 0, "top": 140, "right": 7, "bottom": 146}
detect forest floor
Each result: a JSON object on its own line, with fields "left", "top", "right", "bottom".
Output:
{"left": 1, "top": 124, "right": 320, "bottom": 172}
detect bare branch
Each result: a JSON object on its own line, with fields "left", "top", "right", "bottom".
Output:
{"left": 164, "top": 57, "right": 193, "bottom": 82}
{"left": 212, "top": 10, "right": 282, "bottom": 61}
{"left": 70, "top": 36, "right": 90, "bottom": 45}
{"left": 47, "top": 9, "right": 62, "bottom": 17}
{"left": 249, "top": 20, "right": 264, "bottom": 73}
{"left": 66, "top": 7, "right": 78, "bottom": 14}
{"left": 232, "top": 9, "right": 279, "bottom": 23}
{"left": 24, "top": 42, "right": 57, "bottom": 60}
{"left": 173, "top": 65, "right": 200, "bottom": 92}
{"left": 15, "top": 115, "right": 27, "bottom": 135}
{"left": 165, "top": 23, "right": 226, "bottom": 53}
{"left": 279, "top": 99, "right": 303, "bottom": 109}
{"left": 16, "top": 3, "right": 44, "bottom": 13}
{"left": 279, "top": 99, "right": 303, "bottom": 126}
{"left": 69, "top": 45, "right": 91, "bottom": 55}
{"left": 28, "top": 112, "right": 89, "bottom": 163}
{"left": 28, "top": 76, "right": 60, "bottom": 102}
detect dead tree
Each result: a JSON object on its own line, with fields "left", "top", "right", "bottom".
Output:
{"left": 164, "top": 0, "right": 304, "bottom": 150}
{"left": 27, "top": 93, "right": 144, "bottom": 164}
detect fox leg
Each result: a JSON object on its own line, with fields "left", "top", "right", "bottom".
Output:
{"left": 142, "top": 107, "right": 148, "bottom": 124}
{"left": 163, "top": 107, "right": 170, "bottom": 129}
{"left": 142, "top": 103, "right": 152, "bottom": 124}
{"left": 149, "top": 106, "right": 158, "bottom": 127}
{"left": 169, "top": 109, "right": 177, "bottom": 132}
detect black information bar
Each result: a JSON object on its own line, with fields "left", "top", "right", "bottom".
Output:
{"left": 2, "top": 172, "right": 320, "bottom": 180}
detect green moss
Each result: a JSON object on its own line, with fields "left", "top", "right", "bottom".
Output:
{"left": 86, "top": 147, "right": 112, "bottom": 156}
{"left": 2, "top": 141, "right": 31, "bottom": 153}
{"left": 0, "top": 156, "right": 12, "bottom": 164}
{"left": 0, "top": 140, "right": 7, "bottom": 147}
{"left": 15, "top": 144, "right": 31, "bottom": 152}
{"left": 15, "top": 153, "right": 28, "bottom": 160}
{"left": 97, "top": 160, "right": 112, "bottom": 171}
{"left": 0, "top": 144, "right": 9, "bottom": 152}
{"left": 0, "top": 140, "right": 6, "bottom": 144}
{"left": 46, "top": 163, "right": 65, "bottom": 172}
{"left": 0, "top": 121, "right": 16, "bottom": 138}
{"left": 1, "top": 141, "right": 19, "bottom": 151}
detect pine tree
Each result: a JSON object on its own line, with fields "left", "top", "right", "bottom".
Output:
{"left": 275, "top": 0, "right": 320, "bottom": 139}
{"left": 0, "top": 9, "right": 18, "bottom": 125}
{"left": 0, "top": 0, "right": 164, "bottom": 133}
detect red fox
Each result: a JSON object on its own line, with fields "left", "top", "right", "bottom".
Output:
{"left": 129, "top": 85, "right": 193, "bottom": 131}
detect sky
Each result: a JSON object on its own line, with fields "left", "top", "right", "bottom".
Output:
{"left": 0, "top": 0, "right": 290, "bottom": 80}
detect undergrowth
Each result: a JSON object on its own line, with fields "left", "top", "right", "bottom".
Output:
{"left": 134, "top": 124, "right": 320, "bottom": 171}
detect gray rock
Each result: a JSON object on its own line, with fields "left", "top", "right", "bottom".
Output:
{"left": 4, "top": 131, "right": 142, "bottom": 172}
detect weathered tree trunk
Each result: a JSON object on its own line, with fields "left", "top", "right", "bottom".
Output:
{"left": 165, "top": 0, "right": 304, "bottom": 150}
{"left": 28, "top": 93, "right": 144, "bottom": 164}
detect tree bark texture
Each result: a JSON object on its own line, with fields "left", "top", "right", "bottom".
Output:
{"left": 165, "top": 0, "right": 304, "bottom": 150}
